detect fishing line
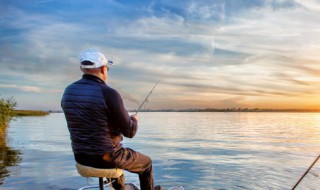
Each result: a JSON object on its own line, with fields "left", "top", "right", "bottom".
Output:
{"left": 291, "top": 153, "right": 320, "bottom": 190}
{"left": 135, "top": 80, "right": 160, "bottom": 115}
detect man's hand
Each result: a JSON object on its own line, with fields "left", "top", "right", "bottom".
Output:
{"left": 131, "top": 114, "right": 139, "bottom": 122}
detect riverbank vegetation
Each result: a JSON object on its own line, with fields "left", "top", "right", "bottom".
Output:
{"left": 0, "top": 97, "right": 16, "bottom": 129}
{"left": 0, "top": 97, "right": 22, "bottom": 185}
{"left": 0, "top": 96, "right": 49, "bottom": 137}
{"left": 14, "top": 110, "right": 49, "bottom": 117}
{"left": 1, "top": 97, "right": 46, "bottom": 183}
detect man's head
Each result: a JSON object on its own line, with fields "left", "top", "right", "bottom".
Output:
{"left": 79, "top": 49, "right": 113, "bottom": 81}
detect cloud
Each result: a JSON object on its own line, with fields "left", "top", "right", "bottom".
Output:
{"left": 187, "top": 1, "right": 226, "bottom": 20}
{"left": 0, "top": 84, "right": 42, "bottom": 93}
{"left": 295, "top": 0, "right": 320, "bottom": 11}
{"left": 223, "top": 6, "right": 320, "bottom": 55}
{"left": 1, "top": 0, "right": 320, "bottom": 109}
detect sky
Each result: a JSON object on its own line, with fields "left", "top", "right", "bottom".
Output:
{"left": 1, "top": 0, "right": 320, "bottom": 111}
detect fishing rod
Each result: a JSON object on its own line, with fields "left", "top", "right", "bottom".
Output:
{"left": 135, "top": 80, "right": 160, "bottom": 115}
{"left": 291, "top": 153, "right": 320, "bottom": 190}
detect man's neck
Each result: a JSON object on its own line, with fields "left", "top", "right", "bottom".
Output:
{"left": 82, "top": 74, "right": 105, "bottom": 83}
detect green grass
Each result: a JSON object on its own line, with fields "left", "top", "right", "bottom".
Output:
{"left": 14, "top": 110, "right": 49, "bottom": 116}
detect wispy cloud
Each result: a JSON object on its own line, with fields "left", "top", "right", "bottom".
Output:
{"left": 0, "top": 84, "right": 42, "bottom": 93}
{"left": 0, "top": 84, "right": 63, "bottom": 93}
{"left": 296, "top": 0, "right": 320, "bottom": 11}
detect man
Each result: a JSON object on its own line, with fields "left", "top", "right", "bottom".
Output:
{"left": 61, "top": 49, "right": 160, "bottom": 190}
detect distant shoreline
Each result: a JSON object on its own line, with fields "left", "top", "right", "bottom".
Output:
{"left": 131, "top": 108, "right": 320, "bottom": 112}
{"left": 48, "top": 108, "right": 320, "bottom": 113}
{"left": 14, "top": 110, "right": 49, "bottom": 116}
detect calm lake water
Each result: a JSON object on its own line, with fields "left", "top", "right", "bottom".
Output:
{"left": 1, "top": 112, "right": 320, "bottom": 190}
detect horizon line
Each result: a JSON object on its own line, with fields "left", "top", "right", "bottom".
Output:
{"left": 18, "top": 108, "right": 320, "bottom": 113}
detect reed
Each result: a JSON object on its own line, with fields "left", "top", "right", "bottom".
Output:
{"left": 0, "top": 97, "right": 16, "bottom": 128}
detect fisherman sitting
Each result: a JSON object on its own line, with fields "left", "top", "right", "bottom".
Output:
{"left": 61, "top": 48, "right": 162, "bottom": 190}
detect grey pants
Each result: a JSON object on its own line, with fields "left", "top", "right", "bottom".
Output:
{"left": 111, "top": 147, "right": 154, "bottom": 190}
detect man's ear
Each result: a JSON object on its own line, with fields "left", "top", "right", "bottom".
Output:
{"left": 101, "top": 66, "right": 106, "bottom": 74}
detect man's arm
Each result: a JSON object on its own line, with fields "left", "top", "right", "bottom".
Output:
{"left": 104, "top": 87, "right": 138, "bottom": 138}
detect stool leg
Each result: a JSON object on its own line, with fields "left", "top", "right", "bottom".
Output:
{"left": 99, "top": 177, "right": 104, "bottom": 190}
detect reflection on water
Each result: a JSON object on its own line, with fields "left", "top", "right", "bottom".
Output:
{"left": 1, "top": 112, "right": 320, "bottom": 189}
{"left": 0, "top": 125, "right": 21, "bottom": 185}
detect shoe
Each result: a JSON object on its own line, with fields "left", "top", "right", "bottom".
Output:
{"left": 154, "top": 185, "right": 163, "bottom": 190}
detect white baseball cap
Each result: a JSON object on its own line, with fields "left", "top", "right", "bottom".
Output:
{"left": 79, "top": 48, "right": 113, "bottom": 69}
